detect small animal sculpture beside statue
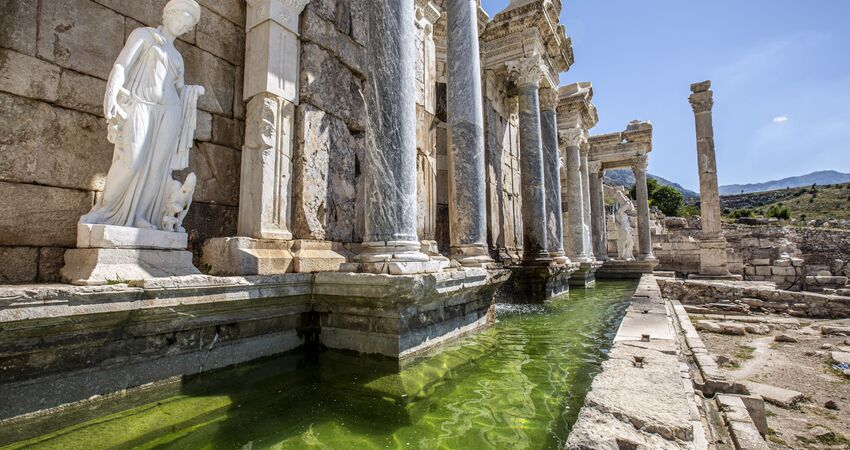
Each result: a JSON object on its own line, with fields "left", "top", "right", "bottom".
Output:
{"left": 80, "top": 0, "right": 204, "bottom": 234}
{"left": 614, "top": 190, "right": 635, "bottom": 261}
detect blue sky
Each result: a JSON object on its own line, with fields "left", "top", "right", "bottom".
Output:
{"left": 480, "top": 0, "right": 850, "bottom": 191}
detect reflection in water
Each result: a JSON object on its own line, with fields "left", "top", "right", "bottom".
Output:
{"left": 3, "top": 281, "right": 634, "bottom": 450}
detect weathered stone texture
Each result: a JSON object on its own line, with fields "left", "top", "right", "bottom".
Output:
{"left": 180, "top": 143, "right": 241, "bottom": 207}
{"left": 0, "top": 0, "right": 38, "bottom": 56}
{"left": 300, "top": 7, "right": 366, "bottom": 77}
{"left": 292, "top": 104, "right": 357, "bottom": 242}
{"left": 93, "top": 0, "right": 169, "bottom": 28}
{"left": 195, "top": 6, "right": 244, "bottom": 65}
{"left": 0, "top": 49, "right": 61, "bottom": 103}
{"left": 183, "top": 202, "right": 239, "bottom": 259}
{"left": 211, "top": 114, "right": 245, "bottom": 149}
{"left": 300, "top": 42, "right": 366, "bottom": 131}
{"left": 0, "top": 182, "right": 94, "bottom": 247}
{"left": 0, "top": 93, "right": 113, "bottom": 191}
{"left": 38, "top": 247, "right": 68, "bottom": 282}
{"left": 196, "top": 0, "right": 246, "bottom": 26}
{"left": 177, "top": 41, "right": 236, "bottom": 117}
{"left": 36, "top": 0, "right": 125, "bottom": 80}
{"left": 56, "top": 69, "right": 107, "bottom": 116}
{"left": 0, "top": 247, "right": 38, "bottom": 283}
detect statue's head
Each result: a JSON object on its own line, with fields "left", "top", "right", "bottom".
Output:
{"left": 163, "top": 0, "right": 201, "bottom": 37}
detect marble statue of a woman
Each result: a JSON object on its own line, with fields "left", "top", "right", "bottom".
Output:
{"left": 80, "top": 0, "right": 204, "bottom": 231}
{"left": 614, "top": 190, "right": 635, "bottom": 261}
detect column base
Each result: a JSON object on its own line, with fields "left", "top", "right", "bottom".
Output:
{"left": 61, "top": 248, "right": 200, "bottom": 286}
{"left": 451, "top": 243, "right": 494, "bottom": 268}
{"left": 569, "top": 260, "right": 604, "bottom": 287}
{"left": 201, "top": 237, "right": 294, "bottom": 275}
{"left": 340, "top": 241, "right": 444, "bottom": 275}
{"left": 596, "top": 258, "right": 658, "bottom": 279}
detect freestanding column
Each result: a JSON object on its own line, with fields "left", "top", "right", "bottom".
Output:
{"left": 359, "top": 0, "right": 429, "bottom": 270}
{"left": 579, "top": 144, "right": 594, "bottom": 259}
{"left": 632, "top": 156, "right": 654, "bottom": 260}
{"left": 559, "top": 130, "right": 590, "bottom": 261}
{"left": 508, "top": 56, "right": 550, "bottom": 264}
{"left": 446, "top": 0, "right": 492, "bottom": 267}
{"left": 689, "top": 80, "right": 730, "bottom": 277}
{"left": 588, "top": 160, "right": 608, "bottom": 260}
{"left": 539, "top": 88, "right": 567, "bottom": 263}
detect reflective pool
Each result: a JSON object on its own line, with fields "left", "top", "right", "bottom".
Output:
{"left": 3, "top": 281, "right": 635, "bottom": 450}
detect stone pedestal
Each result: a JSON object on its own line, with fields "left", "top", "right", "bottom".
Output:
{"left": 570, "top": 260, "right": 604, "bottom": 287}
{"left": 62, "top": 224, "right": 199, "bottom": 285}
{"left": 201, "top": 237, "right": 293, "bottom": 276}
{"left": 499, "top": 263, "right": 578, "bottom": 303}
{"left": 688, "top": 238, "right": 742, "bottom": 280}
{"left": 596, "top": 259, "right": 658, "bottom": 279}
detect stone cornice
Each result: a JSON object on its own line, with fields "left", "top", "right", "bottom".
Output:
{"left": 415, "top": 0, "right": 442, "bottom": 27}
{"left": 587, "top": 120, "right": 653, "bottom": 170}
{"left": 557, "top": 82, "right": 597, "bottom": 130}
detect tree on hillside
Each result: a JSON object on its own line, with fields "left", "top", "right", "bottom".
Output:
{"left": 629, "top": 178, "right": 683, "bottom": 216}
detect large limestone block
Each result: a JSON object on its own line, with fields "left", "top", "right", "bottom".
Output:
{"left": 182, "top": 202, "right": 238, "bottom": 250}
{"left": 291, "top": 240, "right": 350, "bottom": 273}
{"left": 177, "top": 41, "right": 235, "bottom": 117}
{"left": 211, "top": 114, "right": 245, "bottom": 149}
{"left": 37, "top": 0, "right": 125, "bottom": 79}
{"left": 38, "top": 247, "right": 67, "bottom": 282}
{"left": 299, "top": 43, "right": 366, "bottom": 131}
{"left": 0, "top": 246, "right": 38, "bottom": 283}
{"left": 0, "top": 93, "right": 113, "bottom": 191}
{"left": 196, "top": 0, "right": 246, "bottom": 26}
{"left": 180, "top": 143, "right": 241, "bottom": 206}
{"left": 300, "top": 8, "right": 366, "bottom": 77}
{"left": 201, "top": 236, "right": 293, "bottom": 276}
{"left": 195, "top": 5, "right": 244, "bottom": 65}
{"left": 77, "top": 224, "right": 188, "bottom": 250}
{"left": 0, "top": 0, "right": 38, "bottom": 56}
{"left": 0, "top": 48, "right": 61, "bottom": 102}
{"left": 93, "top": 0, "right": 169, "bottom": 28}
{"left": 61, "top": 248, "right": 200, "bottom": 286}
{"left": 0, "top": 182, "right": 94, "bottom": 247}
{"left": 292, "top": 104, "right": 356, "bottom": 242}
{"left": 57, "top": 70, "right": 106, "bottom": 116}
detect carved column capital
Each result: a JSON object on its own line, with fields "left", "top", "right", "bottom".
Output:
{"left": 246, "top": 0, "right": 309, "bottom": 32}
{"left": 631, "top": 154, "right": 648, "bottom": 172}
{"left": 558, "top": 128, "right": 585, "bottom": 149}
{"left": 689, "top": 90, "right": 713, "bottom": 113}
{"left": 588, "top": 159, "right": 603, "bottom": 175}
{"left": 538, "top": 87, "right": 558, "bottom": 112}
{"left": 507, "top": 55, "right": 544, "bottom": 88}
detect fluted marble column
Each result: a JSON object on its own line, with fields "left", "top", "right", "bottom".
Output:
{"left": 508, "top": 56, "right": 550, "bottom": 264}
{"left": 588, "top": 160, "right": 608, "bottom": 261}
{"left": 446, "top": 0, "right": 492, "bottom": 267}
{"left": 360, "top": 0, "right": 428, "bottom": 267}
{"left": 559, "top": 130, "right": 590, "bottom": 261}
{"left": 539, "top": 88, "right": 567, "bottom": 263}
{"left": 632, "top": 157, "right": 654, "bottom": 260}
{"left": 579, "top": 144, "right": 594, "bottom": 260}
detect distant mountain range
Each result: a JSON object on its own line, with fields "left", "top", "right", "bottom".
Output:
{"left": 603, "top": 169, "right": 700, "bottom": 198}
{"left": 718, "top": 170, "right": 850, "bottom": 195}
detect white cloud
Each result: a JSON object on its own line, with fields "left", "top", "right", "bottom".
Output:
{"left": 773, "top": 115, "right": 789, "bottom": 123}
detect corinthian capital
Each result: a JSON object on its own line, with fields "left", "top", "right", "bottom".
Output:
{"left": 247, "top": 0, "right": 309, "bottom": 31}
{"left": 689, "top": 90, "right": 713, "bottom": 113}
{"left": 588, "top": 159, "right": 603, "bottom": 175}
{"left": 507, "top": 55, "right": 544, "bottom": 88}
{"left": 558, "top": 128, "right": 585, "bottom": 148}
{"left": 538, "top": 87, "right": 558, "bottom": 112}
{"left": 631, "top": 154, "right": 648, "bottom": 172}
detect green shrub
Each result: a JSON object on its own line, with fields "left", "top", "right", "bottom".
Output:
{"left": 765, "top": 204, "right": 790, "bottom": 220}
{"left": 729, "top": 208, "right": 754, "bottom": 219}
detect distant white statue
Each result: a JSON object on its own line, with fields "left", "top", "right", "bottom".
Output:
{"left": 614, "top": 190, "right": 635, "bottom": 260}
{"left": 80, "top": 0, "right": 204, "bottom": 232}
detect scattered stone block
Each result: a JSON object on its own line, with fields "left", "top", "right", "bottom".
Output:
{"left": 742, "top": 381, "right": 805, "bottom": 408}
{"left": 831, "top": 351, "right": 850, "bottom": 366}
{"left": 774, "top": 333, "right": 798, "bottom": 343}
{"left": 821, "top": 326, "right": 850, "bottom": 336}
{"left": 744, "top": 324, "right": 770, "bottom": 335}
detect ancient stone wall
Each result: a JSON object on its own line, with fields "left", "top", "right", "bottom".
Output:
{"left": 0, "top": 0, "right": 246, "bottom": 283}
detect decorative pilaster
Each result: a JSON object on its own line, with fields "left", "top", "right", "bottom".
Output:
{"left": 200, "top": 0, "right": 308, "bottom": 276}
{"left": 539, "top": 88, "right": 567, "bottom": 263}
{"left": 631, "top": 156, "right": 654, "bottom": 261}
{"left": 559, "top": 129, "right": 590, "bottom": 262}
{"left": 356, "top": 0, "right": 431, "bottom": 273}
{"left": 508, "top": 56, "right": 551, "bottom": 264}
{"left": 588, "top": 160, "right": 608, "bottom": 261}
{"left": 690, "top": 80, "right": 731, "bottom": 277}
{"left": 446, "top": 0, "right": 493, "bottom": 267}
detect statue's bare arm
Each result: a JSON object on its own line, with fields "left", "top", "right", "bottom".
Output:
{"left": 103, "top": 29, "right": 149, "bottom": 120}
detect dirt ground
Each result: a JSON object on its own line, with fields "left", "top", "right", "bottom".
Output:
{"left": 694, "top": 316, "right": 850, "bottom": 450}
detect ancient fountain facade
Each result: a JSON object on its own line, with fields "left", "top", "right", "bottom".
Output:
{"left": 0, "top": 0, "right": 658, "bottom": 421}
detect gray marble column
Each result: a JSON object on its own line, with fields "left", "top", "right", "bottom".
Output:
{"left": 559, "top": 130, "right": 589, "bottom": 261}
{"left": 539, "top": 88, "right": 567, "bottom": 263}
{"left": 588, "top": 160, "right": 608, "bottom": 261}
{"left": 579, "top": 144, "right": 594, "bottom": 260}
{"left": 446, "top": 0, "right": 492, "bottom": 267}
{"left": 632, "top": 157, "right": 654, "bottom": 260}
{"left": 360, "top": 0, "right": 428, "bottom": 265}
{"left": 508, "top": 57, "right": 550, "bottom": 264}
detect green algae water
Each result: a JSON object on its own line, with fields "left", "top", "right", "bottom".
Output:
{"left": 3, "top": 281, "right": 635, "bottom": 450}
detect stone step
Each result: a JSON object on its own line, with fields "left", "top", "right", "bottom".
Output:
{"left": 742, "top": 381, "right": 805, "bottom": 409}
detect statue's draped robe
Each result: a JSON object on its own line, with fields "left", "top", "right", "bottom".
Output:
{"left": 82, "top": 27, "right": 200, "bottom": 229}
